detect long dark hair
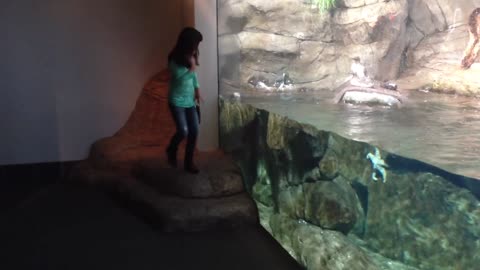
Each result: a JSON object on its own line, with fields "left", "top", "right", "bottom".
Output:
{"left": 168, "top": 27, "right": 203, "bottom": 68}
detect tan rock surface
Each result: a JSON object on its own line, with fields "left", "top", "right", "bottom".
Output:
{"left": 87, "top": 70, "right": 185, "bottom": 171}
{"left": 134, "top": 151, "right": 246, "bottom": 198}
{"left": 70, "top": 70, "right": 259, "bottom": 232}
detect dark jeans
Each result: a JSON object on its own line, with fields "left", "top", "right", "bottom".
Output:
{"left": 166, "top": 104, "right": 199, "bottom": 166}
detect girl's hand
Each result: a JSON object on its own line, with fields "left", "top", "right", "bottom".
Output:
{"left": 195, "top": 89, "right": 204, "bottom": 104}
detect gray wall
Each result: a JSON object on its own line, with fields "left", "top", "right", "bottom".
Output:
{"left": 0, "top": 0, "right": 186, "bottom": 165}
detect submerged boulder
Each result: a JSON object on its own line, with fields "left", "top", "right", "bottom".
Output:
{"left": 364, "top": 171, "right": 480, "bottom": 270}
{"left": 269, "top": 213, "right": 418, "bottom": 270}
{"left": 304, "top": 177, "right": 364, "bottom": 234}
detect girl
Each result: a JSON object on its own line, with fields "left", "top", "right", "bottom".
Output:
{"left": 166, "top": 27, "right": 203, "bottom": 174}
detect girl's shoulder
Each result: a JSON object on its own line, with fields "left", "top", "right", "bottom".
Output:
{"left": 169, "top": 60, "right": 188, "bottom": 70}
{"left": 168, "top": 60, "right": 178, "bottom": 68}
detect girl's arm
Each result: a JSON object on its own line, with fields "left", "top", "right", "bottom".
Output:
{"left": 169, "top": 59, "right": 196, "bottom": 81}
{"left": 193, "top": 74, "right": 203, "bottom": 104}
{"left": 195, "top": 88, "right": 202, "bottom": 104}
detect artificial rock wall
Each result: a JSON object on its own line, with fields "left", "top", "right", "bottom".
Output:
{"left": 218, "top": 0, "right": 480, "bottom": 92}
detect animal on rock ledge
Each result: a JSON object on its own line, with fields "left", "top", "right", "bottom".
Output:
{"left": 461, "top": 8, "right": 480, "bottom": 69}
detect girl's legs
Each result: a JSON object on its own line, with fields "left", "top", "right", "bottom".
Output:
{"left": 166, "top": 104, "right": 188, "bottom": 167}
{"left": 166, "top": 104, "right": 199, "bottom": 173}
{"left": 184, "top": 106, "right": 199, "bottom": 172}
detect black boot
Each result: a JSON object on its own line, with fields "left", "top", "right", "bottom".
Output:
{"left": 166, "top": 148, "right": 177, "bottom": 168}
{"left": 184, "top": 162, "right": 199, "bottom": 174}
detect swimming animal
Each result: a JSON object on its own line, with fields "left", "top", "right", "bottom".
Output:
{"left": 461, "top": 8, "right": 480, "bottom": 69}
{"left": 366, "top": 147, "right": 388, "bottom": 183}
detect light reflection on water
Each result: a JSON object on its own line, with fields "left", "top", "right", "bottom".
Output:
{"left": 240, "top": 90, "right": 480, "bottom": 180}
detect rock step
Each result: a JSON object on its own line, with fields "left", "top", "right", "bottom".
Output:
{"left": 69, "top": 160, "right": 259, "bottom": 232}
{"left": 133, "top": 154, "right": 245, "bottom": 198}
{"left": 119, "top": 179, "right": 258, "bottom": 232}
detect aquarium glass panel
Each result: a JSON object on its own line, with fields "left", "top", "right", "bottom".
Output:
{"left": 218, "top": 1, "right": 480, "bottom": 269}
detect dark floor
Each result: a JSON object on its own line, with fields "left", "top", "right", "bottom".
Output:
{"left": 1, "top": 176, "right": 302, "bottom": 270}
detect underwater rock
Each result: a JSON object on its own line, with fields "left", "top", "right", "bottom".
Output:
{"left": 257, "top": 203, "right": 274, "bottom": 234}
{"left": 364, "top": 171, "right": 480, "bottom": 270}
{"left": 324, "top": 133, "right": 373, "bottom": 185}
{"left": 302, "top": 167, "right": 323, "bottom": 183}
{"left": 219, "top": 99, "right": 257, "bottom": 135}
{"left": 277, "top": 185, "right": 306, "bottom": 220}
{"left": 266, "top": 113, "right": 302, "bottom": 150}
{"left": 269, "top": 213, "right": 418, "bottom": 270}
{"left": 266, "top": 113, "right": 328, "bottom": 155}
{"left": 267, "top": 121, "right": 329, "bottom": 187}
{"left": 252, "top": 159, "right": 274, "bottom": 207}
{"left": 218, "top": 99, "right": 257, "bottom": 152}
{"left": 304, "top": 177, "right": 363, "bottom": 234}
{"left": 220, "top": 101, "right": 480, "bottom": 269}
{"left": 252, "top": 181, "right": 273, "bottom": 206}
{"left": 318, "top": 149, "right": 339, "bottom": 180}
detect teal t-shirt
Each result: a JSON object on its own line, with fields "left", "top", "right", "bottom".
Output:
{"left": 168, "top": 61, "right": 199, "bottom": 108}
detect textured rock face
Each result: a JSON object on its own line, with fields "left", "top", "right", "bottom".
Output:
{"left": 89, "top": 69, "right": 175, "bottom": 171}
{"left": 397, "top": 24, "right": 480, "bottom": 96}
{"left": 220, "top": 99, "right": 480, "bottom": 270}
{"left": 364, "top": 171, "right": 480, "bottom": 269}
{"left": 219, "top": 0, "right": 480, "bottom": 94}
{"left": 73, "top": 151, "right": 259, "bottom": 232}
{"left": 268, "top": 212, "right": 418, "bottom": 270}
{"left": 71, "top": 74, "right": 259, "bottom": 232}
{"left": 134, "top": 152, "right": 245, "bottom": 198}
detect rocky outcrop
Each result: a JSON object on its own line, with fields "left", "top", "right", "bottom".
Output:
{"left": 72, "top": 154, "right": 258, "bottom": 232}
{"left": 88, "top": 70, "right": 175, "bottom": 171}
{"left": 69, "top": 74, "right": 259, "bottom": 232}
{"left": 134, "top": 152, "right": 245, "bottom": 198}
{"left": 220, "top": 99, "right": 480, "bottom": 269}
{"left": 397, "top": 24, "right": 480, "bottom": 96}
{"left": 277, "top": 176, "right": 364, "bottom": 234}
{"left": 219, "top": 0, "right": 480, "bottom": 95}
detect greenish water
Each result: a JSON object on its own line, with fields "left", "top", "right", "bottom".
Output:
{"left": 236, "top": 90, "right": 480, "bottom": 180}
